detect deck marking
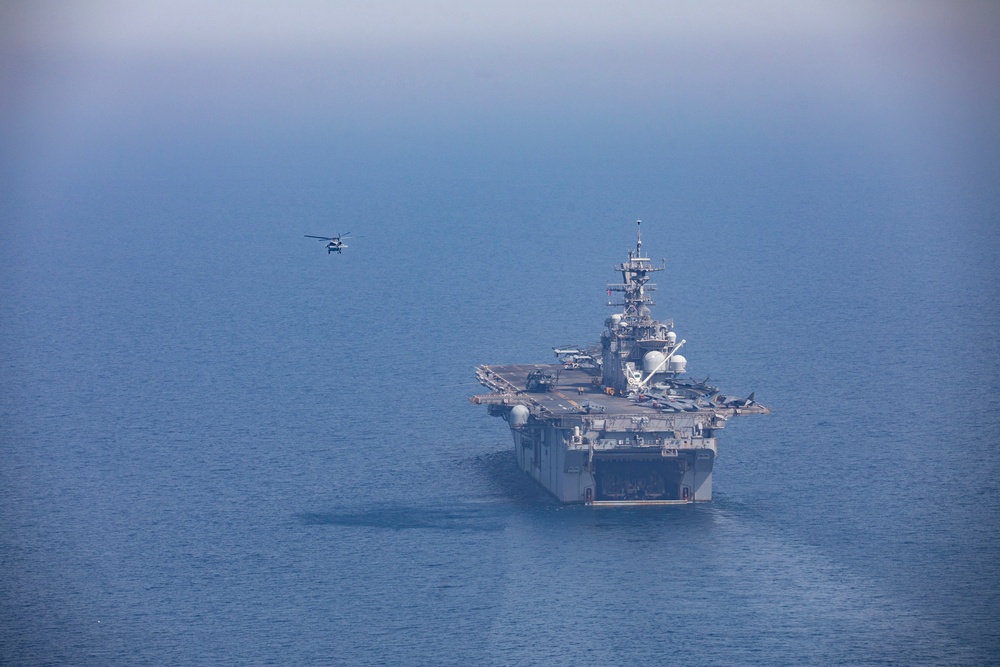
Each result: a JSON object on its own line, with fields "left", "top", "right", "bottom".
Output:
{"left": 554, "top": 390, "right": 580, "bottom": 408}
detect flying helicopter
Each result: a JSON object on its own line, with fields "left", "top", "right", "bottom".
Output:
{"left": 305, "top": 232, "right": 351, "bottom": 254}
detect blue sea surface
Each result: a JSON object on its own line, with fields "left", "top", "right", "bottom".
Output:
{"left": 3, "top": 14, "right": 1000, "bottom": 665}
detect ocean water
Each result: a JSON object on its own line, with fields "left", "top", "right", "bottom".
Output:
{"left": 3, "top": 16, "right": 1000, "bottom": 665}
{"left": 3, "top": 147, "right": 998, "bottom": 665}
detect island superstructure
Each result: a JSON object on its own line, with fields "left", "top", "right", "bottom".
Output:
{"left": 471, "top": 221, "right": 769, "bottom": 505}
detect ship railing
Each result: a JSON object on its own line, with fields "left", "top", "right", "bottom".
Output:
{"left": 475, "top": 365, "right": 520, "bottom": 394}
{"left": 469, "top": 394, "right": 528, "bottom": 406}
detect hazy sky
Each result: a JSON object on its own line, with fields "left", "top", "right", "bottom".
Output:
{"left": 2, "top": 1, "right": 998, "bottom": 182}
{"left": 1, "top": 1, "right": 990, "bottom": 55}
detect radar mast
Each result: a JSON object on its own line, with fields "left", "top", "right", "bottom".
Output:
{"left": 601, "top": 220, "right": 676, "bottom": 394}
{"left": 607, "top": 219, "right": 663, "bottom": 324}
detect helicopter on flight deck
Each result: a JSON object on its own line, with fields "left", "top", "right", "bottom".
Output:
{"left": 305, "top": 232, "right": 352, "bottom": 254}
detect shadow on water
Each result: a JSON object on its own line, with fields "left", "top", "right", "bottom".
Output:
{"left": 295, "top": 450, "right": 546, "bottom": 532}
{"left": 463, "top": 449, "right": 559, "bottom": 508}
{"left": 297, "top": 505, "right": 507, "bottom": 532}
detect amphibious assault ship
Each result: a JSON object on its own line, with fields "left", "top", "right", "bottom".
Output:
{"left": 471, "top": 221, "right": 769, "bottom": 505}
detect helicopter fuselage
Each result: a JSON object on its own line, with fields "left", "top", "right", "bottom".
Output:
{"left": 306, "top": 233, "right": 350, "bottom": 254}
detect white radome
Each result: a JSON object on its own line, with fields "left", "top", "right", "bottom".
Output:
{"left": 668, "top": 355, "right": 687, "bottom": 373}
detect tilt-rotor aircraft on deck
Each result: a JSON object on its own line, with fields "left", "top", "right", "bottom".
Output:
{"left": 471, "top": 220, "right": 769, "bottom": 505}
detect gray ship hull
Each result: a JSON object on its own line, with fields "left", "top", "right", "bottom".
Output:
{"left": 476, "top": 364, "right": 723, "bottom": 504}
{"left": 510, "top": 419, "right": 715, "bottom": 504}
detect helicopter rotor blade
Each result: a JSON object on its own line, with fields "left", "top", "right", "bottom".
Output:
{"left": 304, "top": 235, "right": 333, "bottom": 240}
